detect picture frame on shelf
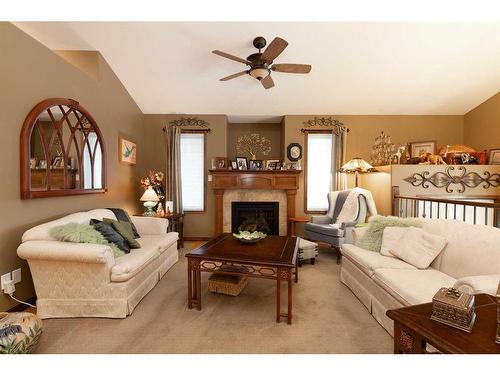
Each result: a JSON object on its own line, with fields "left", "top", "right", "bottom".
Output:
{"left": 249, "top": 160, "right": 263, "bottom": 170}
{"left": 215, "top": 157, "right": 228, "bottom": 170}
{"left": 265, "top": 159, "right": 280, "bottom": 170}
{"left": 409, "top": 141, "right": 437, "bottom": 159}
{"left": 231, "top": 161, "right": 238, "bottom": 170}
{"left": 119, "top": 137, "right": 137, "bottom": 165}
{"left": 489, "top": 148, "right": 500, "bottom": 165}
{"left": 236, "top": 157, "right": 248, "bottom": 170}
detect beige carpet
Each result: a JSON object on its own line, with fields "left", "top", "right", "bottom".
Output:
{"left": 33, "top": 243, "right": 392, "bottom": 354}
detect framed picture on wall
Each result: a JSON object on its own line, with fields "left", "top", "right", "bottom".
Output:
{"left": 409, "top": 140, "right": 437, "bottom": 158}
{"left": 489, "top": 148, "right": 500, "bottom": 165}
{"left": 119, "top": 137, "right": 137, "bottom": 165}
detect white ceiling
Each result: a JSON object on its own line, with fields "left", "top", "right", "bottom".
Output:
{"left": 15, "top": 22, "right": 500, "bottom": 116}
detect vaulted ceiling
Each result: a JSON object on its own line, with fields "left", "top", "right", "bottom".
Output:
{"left": 15, "top": 22, "right": 500, "bottom": 116}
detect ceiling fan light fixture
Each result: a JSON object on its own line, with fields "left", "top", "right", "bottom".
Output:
{"left": 249, "top": 67, "right": 270, "bottom": 80}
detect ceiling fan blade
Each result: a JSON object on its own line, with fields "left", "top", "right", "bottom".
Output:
{"left": 271, "top": 64, "right": 312, "bottom": 74}
{"left": 261, "top": 75, "right": 275, "bottom": 89}
{"left": 220, "top": 71, "right": 248, "bottom": 81}
{"left": 212, "top": 50, "right": 250, "bottom": 65}
{"left": 261, "top": 37, "right": 288, "bottom": 62}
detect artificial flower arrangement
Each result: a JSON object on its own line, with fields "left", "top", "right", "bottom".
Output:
{"left": 140, "top": 170, "right": 165, "bottom": 201}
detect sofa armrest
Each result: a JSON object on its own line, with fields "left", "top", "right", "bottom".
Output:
{"left": 352, "top": 226, "right": 368, "bottom": 246}
{"left": 453, "top": 274, "right": 500, "bottom": 296}
{"left": 310, "top": 215, "right": 331, "bottom": 224}
{"left": 17, "top": 241, "right": 115, "bottom": 265}
{"left": 131, "top": 216, "right": 169, "bottom": 235}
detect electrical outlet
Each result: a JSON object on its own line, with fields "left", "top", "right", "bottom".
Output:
{"left": 12, "top": 268, "right": 21, "bottom": 284}
{"left": 1, "top": 273, "right": 12, "bottom": 291}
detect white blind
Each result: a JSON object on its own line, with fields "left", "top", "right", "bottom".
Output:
{"left": 307, "top": 133, "right": 333, "bottom": 211}
{"left": 83, "top": 132, "right": 102, "bottom": 189}
{"left": 180, "top": 133, "right": 205, "bottom": 211}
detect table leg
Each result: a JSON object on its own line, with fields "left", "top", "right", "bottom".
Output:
{"left": 187, "top": 262, "right": 193, "bottom": 309}
{"left": 276, "top": 277, "right": 281, "bottom": 323}
{"left": 295, "top": 257, "right": 298, "bottom": 283}
{"left": 179, "top": 217, "right": 184, "bottom": 249}
{"left": 195, "top": 267, "right": 201, "bottom": 311}
{"left": 393, "top": 323, "right": 425, "bottom": 354}
{"left": 287, "top": 273, "right": 292, "bottom": 325}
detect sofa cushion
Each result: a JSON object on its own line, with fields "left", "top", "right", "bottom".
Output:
{"left": 304, "top": 223, "right": 344, "bottom": 238}
{"left": 111, "top": 247, "right": 160, "bottom": 282}
{"left": 341, "top": 244, "right": 417, "bottom": 277}
{"left": 421, "top": 219, "right": 500, "bottom": 278}
{"left": 90, "top": 219, "right": 130, "bottom": 253}
{"left": 453, "top": 274, "right": 500, "bottom": 296}
{"left": 137, "top": 233, "right": 178, "bottom": 254}
{"left": 373, "top": 268, "right": 456, "bottom": 306}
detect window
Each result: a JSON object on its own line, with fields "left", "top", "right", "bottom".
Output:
{"left": 83, "top": 132, "right": 102, "bottom": 189}
{"left": 180, "top": 132, "right": 205, "bottom": 211}
{"left": 306, "top": 132, "right": 333, "bottom": 212}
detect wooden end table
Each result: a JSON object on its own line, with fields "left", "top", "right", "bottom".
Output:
{"left": 134, "top": 212, "right": 184, "bottom": 249}
{"left": 288, "top": 217, "right": 310, "bottom": 237}
{"left": 387, "top": 294, "right": 500, "bottom": 354}
{"left": 186, "top": 233, "right": 299, "bottom": 324}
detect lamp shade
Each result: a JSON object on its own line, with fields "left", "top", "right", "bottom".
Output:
{"left": 340, "top": 158, "right": 375, "bottom": 173}
{"left": 140, "top": 187, "right": 159, "bottom": 202}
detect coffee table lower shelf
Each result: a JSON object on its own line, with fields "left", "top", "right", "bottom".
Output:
{"left": 187, "top": 259, "right": 298, "bottom": 324}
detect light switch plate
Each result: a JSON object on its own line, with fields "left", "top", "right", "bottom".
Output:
{"left": 208, "top": 175, "right": 212, "bottom": 182}
{"left": 1, "top": 273, "right": 12, "bottom": 291}
{"left": 12, "top": 268, "right": 21, "bottom": 284}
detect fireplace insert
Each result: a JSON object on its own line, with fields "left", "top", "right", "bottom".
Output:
{"left": 231, "top": 202, "right": 279, "bottom": 235}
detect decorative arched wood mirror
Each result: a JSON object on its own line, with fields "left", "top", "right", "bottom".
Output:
{"left": 20, "top": 98, "right": 107, "bottom": 199}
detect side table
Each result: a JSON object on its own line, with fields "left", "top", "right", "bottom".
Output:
{"left": 288, "top": 217, "right": 310, "bottom": 237}
{"left": 134, "top": 213, "right": 184, "bottom": 249}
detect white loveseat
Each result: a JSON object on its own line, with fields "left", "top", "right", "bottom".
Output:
{"left": 340, "top": 218, "right": 500, "bottom": 335}
{"left": 17, "top": 209, "right": 179, "bottom": 319}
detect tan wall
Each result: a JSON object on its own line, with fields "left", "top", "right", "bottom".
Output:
{"left": 142, "top": 114, "right": 228, "bottom": 238}
{"left": 0, "top": 23, "right": 145, "bottom": 311}
{"left": 283, "top": 115, "right": 464, "bottom": 235}
{"left": 464, "top": 92, "right": 500, "bottom": 151}
{"left": 227, "top": 123, "right": 282, "bottom": 161}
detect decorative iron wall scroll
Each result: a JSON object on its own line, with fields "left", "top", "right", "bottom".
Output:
{"left": 301, "top": 116, "right": 348, "bottom": 135}
{"left": 404, "top": 166, "right": 500, "bottom": 193}
{"left": 163, "top": 117, "right": 211, "bottom": 132}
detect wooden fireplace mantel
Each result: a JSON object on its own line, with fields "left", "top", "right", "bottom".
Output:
{"left": 209, "top": 169, "right": 302, "bottom": 235}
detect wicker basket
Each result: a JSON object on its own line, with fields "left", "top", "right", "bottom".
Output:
{"left": 208, "top": 273, "right": 248, "bottom": 296}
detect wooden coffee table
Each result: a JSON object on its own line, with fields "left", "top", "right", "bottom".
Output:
{"left": 387, "top": 294, "right": 500, "bottom": 354}
{"left": 186, "top": 233, "right": 299, "bottom": 324}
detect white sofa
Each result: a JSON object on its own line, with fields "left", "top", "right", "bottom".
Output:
{"left": 17, "top": 209, "right": 179, "bottom": 319}
{"left": 340, "top": 218, "right": 500, "bottom": 335}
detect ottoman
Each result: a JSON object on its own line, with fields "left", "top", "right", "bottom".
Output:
{"left": 0, "top": 312, "right": 42, "bottom": 354}
{"left": 298, "top": 238, "right": 319, "bottom": 266}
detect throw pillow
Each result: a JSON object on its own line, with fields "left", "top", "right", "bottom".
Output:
{"left": 103, "top": 218, "right": 141, "bottom": 249}
{"left": 388, "top": 227, "right": 448, "bottom": 269}
{"left": 50, "top": 222, "right": 125, "bottom": 258}
{"left": 357, "top": 215, "right": 423, "bottom": 252}
{"left": 380, "top": 226, "right": 410, "bottom": 257}
{"left": 90, "top": 219, "right": 131, "bottom": 253}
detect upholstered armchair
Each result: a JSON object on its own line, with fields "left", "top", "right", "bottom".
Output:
{"left": 304, "top": 190, "right": 369, "bottom": 263}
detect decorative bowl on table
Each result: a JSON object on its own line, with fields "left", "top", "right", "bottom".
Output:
{"left": 233, "top": 231, "right": 267, "bottom": 243}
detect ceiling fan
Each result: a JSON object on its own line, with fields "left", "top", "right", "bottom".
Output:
{"left": 212, "top": 36, "right": 312, "bottom": 90}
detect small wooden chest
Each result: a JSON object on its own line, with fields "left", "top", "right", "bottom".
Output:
{"left": 431, "top": 287, "right": 476, "bottom": 333}
{"left": 208, "top": 273, "right": 248, "bottom": 297}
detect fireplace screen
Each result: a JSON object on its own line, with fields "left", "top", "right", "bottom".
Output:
{"left": 231, "top": 202, "right": 279, "bottom": 235}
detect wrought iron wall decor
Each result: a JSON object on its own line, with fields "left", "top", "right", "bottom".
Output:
{"left": 235, "top": 133, "right": 271, "bottom": 160}
{"left": 404, "top": 166, "right": 500, "bottom": 193}
{"left": 163, "top": 117, "right": 211, "bottom": 132}
{"left": 300, "top": 116, "right": 348, "bottom": 135}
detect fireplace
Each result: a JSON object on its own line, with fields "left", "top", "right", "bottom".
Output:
{"left": 231, "top": 202, "right": 279, "bottom": 235}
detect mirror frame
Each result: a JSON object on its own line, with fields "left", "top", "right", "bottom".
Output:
{"left": 20, "top": 98, "right": 107, "bottom": 199}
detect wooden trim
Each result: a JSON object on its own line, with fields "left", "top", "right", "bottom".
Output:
{"left": 20, "top": 98, "right": 107, "bottom": 199}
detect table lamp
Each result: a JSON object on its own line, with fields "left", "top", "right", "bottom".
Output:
{"left": 340, "top": 157, "right": 376, "bottom": 187}
{"left": 140, "top": 187, "right": 159, "bottom": 216}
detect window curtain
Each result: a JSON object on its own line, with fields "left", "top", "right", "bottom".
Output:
{"left": 165, "top": 126, "right": 183, "bottom": 214}
{"left": 331, "top": 128, "right": 348, "bottom": 191}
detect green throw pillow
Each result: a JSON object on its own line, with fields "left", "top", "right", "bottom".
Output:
{"left": 50, "top": 222, "right": 125, "bottom": 258}
{"left": 357, "top": 215, "right": 423, "bottom": 252}
{"left": 103, "top": 218, "right": 141, "bottom": 249}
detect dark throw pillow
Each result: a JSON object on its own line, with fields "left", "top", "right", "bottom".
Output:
{"left": 103, "top": 218, "right": 141, "bottom": 249}
{"left": 90, "top": 219, "right": 131, "bottom": 253}
{"left": 106, "top": 208, "right": 140, "bottom": 238}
